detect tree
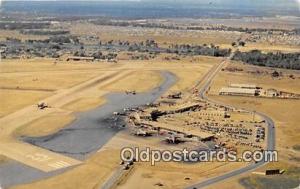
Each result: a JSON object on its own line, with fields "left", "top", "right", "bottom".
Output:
{"left": 92, "top": 51, "right": 103, "bottom": 59}
{"left": 239, "top": 41, "right": 246, "bottom": 47}
{"left": 272, "top": 71, "right": 280, "bottom": 77}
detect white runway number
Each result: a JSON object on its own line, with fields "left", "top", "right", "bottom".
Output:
{"left": 25, "top": 153, "right": 51, "bottom": 162}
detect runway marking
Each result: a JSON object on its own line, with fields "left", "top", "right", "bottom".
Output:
{"left": 48, "top": 161, "right": 71, "bottom": 169}
{"left": 56, "top": 161, "right": 71, "bottom": 167}
{"left": 48, "top": 163, "right": 62, "bottom": 169}
{"left": 25, "top": 153, "right": 51, "bottom": 162}
{"left": 0, "top": 142, "right": 82, "bottom": 172}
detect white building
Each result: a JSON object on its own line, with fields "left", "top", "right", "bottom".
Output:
{"left": 219, "top": 87, "right": 259, "bottom": 96}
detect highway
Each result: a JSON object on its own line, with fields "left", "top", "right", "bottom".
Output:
{"left": 186, "top": 53, "right": 276, "bottom": 189}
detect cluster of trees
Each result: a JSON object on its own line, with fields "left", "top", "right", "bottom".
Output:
{"left": 3, "top": 36, "right": 231, "bottom": 60}
{"left": 131, "top": 53, "right": 157, "bottom": 60}
{"left": 92, "top": 20, "right": 131, "bottom": 27}
{"left": 167, "top": 44, "right": 232, "bottom": 57}
{"left": 293, "top": 28, "right": 300, "bottom": 35}
{"left": 91, "top": 19, "right": 180, "bottom": 30}
{"left": 0, "top": 22, "right": 50, "bottom": 30}
{"left": 233, "top": 50, "right": 300, "bottom": 70}
{"left": 83, "top": 51, "right": 118, "bottom": 60}
{"left": 127, "top": 41, "right": 159, "bottom": 53}
{"left": 201, "top": 26, "right": 291, "bottom": 34}
{"left": 73, "top": 51, "right": 117, "bottom": 61}
{"left": 4, "top": 35, "right": 80, "bottom": 59}
{"left": 20, "top": 29, "right": 70, "bottom": 35}
{"left": 125, "top": 39, "right": 231, "bottom": 57}
{"left": 232, "top": 41, "right": 246, "bottom": 47}
{"left": 144, "top": 39, "right": 158, "bottom": 48}
{"left": 93, "top": 51, "right": 117, "bottom": 60}
{"left": 91, "top": 19, "right": 299, "bottom": 36}
{"left": 176, "top": 26, "right": 299, "bottom": 35}
{"left": 3, "top": 43, "right": 60, "bottom": 59}
{"left": 26, "top": 36, "right": 79, "bottom": 44}
{"left": 48, "top": 35, "right": 79, "bottom": 44}
{"left": 6, "top": 37, "right": 21, "bottom": 43}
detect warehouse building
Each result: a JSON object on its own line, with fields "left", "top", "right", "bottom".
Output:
{"left": 219, "top": 87, "right": 260, "bottom": 96}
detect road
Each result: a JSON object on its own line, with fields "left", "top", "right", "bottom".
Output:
{"left": 186, "top": 53, "right": 276, "bottom": 189}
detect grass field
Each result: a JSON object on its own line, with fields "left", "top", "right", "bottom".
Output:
{"left": 0, "top": 89, "right": 51, "bottom": 118}
{"left": 102, "top": 70, "right": 163, "bottom": 92}
{"left": 14, "top": 112, "right": 75, "bottom": 137}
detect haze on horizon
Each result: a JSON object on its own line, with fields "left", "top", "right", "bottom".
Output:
{"left": 0, "top": 0, "right": 299, "bottom": 18}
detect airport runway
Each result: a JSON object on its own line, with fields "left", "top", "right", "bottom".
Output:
{"left": 186, "top": 54, "right": 276, "bottom": 189}
{"left": 23, "top": 71, "right": 177, "bottom": 161}
{"left": 0, "top": 71, "right": 177, "bottom": 188}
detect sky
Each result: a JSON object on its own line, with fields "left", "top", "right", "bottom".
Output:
{"left": 0, "top": 0, "right": 299, "bottom": 13}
